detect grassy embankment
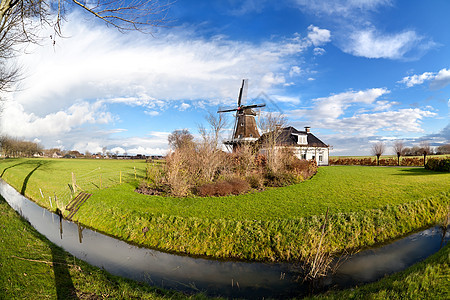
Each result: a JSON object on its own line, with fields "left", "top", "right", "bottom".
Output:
{"left": 0, "top": 194, "right": 203, "bottom": 299}
{"left": 309, "top": 244, "right": 450, "bottom": 300}
{"left": 1, "top": 191, "right": 448, "bottom": 299}
{"left": 0, "top": 158, "right": 449, "bottom": 262}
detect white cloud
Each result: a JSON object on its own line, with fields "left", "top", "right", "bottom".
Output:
{"left": 307, "top": 25, "right": 331, "bottom": 46}
{"left": 398, "top": 68, "right": 450, "bottom": 89}
{"left": 430, "top": 68, "right": 450, "bottom": 89}
{"left": 294, "top": 0, "right": 392, "bottom": 16}
{"left": 179, "top": 103, "right": 191, "bottom": 111}
{"left": 289, "top": 66, "right": 302, "bottom": 77}
{"left": 313, "top": 47, "right": 326, "bottom": 56}
{"left": 399, "top": 72, "right": 434, "bottom": 87}
{"left": 0, "top": 100, "right": 112, "bottom": 138}
{"left": 373, "top": 100, "right": 399, "bottom": 111}
{"left": 323, "top": 109, "right": 436, "bottom": 136}
{"left": 110, "top": 147, "right": 125, "bottom": 155}
{"left": 287, "top": 88, "right": 435, "bottom": 138}
{"left": 310, "top": 88, "right": 390, "bottom": 119}
{"left": 144, "top": 110, "right": 160, "bottom": 116}
{"left": 12, "top": 12, "right": 318, "bottom": 114}
{"left": 342, "top": 29, "right": 424, "bottom": 59}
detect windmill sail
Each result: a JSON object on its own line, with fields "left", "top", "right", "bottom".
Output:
{"left": 217, "top": 79, "right": 265, "bottom": 150}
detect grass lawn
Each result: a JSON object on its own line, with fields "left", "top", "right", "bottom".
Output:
{"left": 0, "top": 194, "right": 203, "bottom": 300}
{"left": 308, "top": 243, "right": 450, "bottom": 300}
{"left": 1, "top": 190, "right": 448, "bottom": 299}
{"left": 0, "top": 158, "right": 449, "bottom": 261}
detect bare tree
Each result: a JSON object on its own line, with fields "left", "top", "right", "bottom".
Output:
{"left": 205, "top": 111, "right": 228, "bottom": 150}
{"left": 168, "top": 129, "right": 194, "bottom": 150}
{"left": 0, "top": 0, "right": 171, "bottom": 96}
{"left": 436, "top": 144, "right": 450, "bottom": 154}
{"left": 420, "top": 141, "right": 432, "bottom": 167}
{"left": 258, "top": 112, "right": 287, "bottom": 173}
{"left": 392, "top": 140, "right": 405, "bottom": 166}
{"left": 371, "top": 141, "right": 385, "bottom": 166}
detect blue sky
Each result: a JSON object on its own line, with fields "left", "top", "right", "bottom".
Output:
{"left": 1, "top": 0, "right": 449, "bottom": 155}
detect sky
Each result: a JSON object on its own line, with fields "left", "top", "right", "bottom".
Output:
{"left": 1, "top": 0, "right": 449, "bottom": 156}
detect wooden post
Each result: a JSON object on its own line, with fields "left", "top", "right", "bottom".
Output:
{"left": 72, "top": 172, "right": 77, "bottom": 194}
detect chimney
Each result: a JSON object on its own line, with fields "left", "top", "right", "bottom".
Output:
{"left": 304, "top": 126, "right": 310, "bottom": 133}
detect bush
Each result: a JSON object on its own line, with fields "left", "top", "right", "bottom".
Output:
{"left": 246, "top": 173, "right": 265, "bottom": 189}
{"left": 197, "top": 178, "right": 250, "bottom": 197}
{"left": 426, "top": 158, "right": 450, "bottom": 172}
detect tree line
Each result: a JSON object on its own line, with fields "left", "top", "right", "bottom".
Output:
{"left": 0, "top": 136, "right": 43, "bottom": 157}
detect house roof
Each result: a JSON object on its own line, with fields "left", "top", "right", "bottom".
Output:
{"left": 261, "top": 126, "right": 328, "bottom": 148}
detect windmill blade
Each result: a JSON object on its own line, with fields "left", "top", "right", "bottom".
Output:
{"left": 237, "top": 79, "right": 245, "bottom": 107}
{"left": 217, "top": 108, "right": 238, "bottom": 113}
{"left": 241, "top": 79, "right": 248, "bottom": 106}
{"left": 241, "top": 103, "right": 266, "bottom": 109}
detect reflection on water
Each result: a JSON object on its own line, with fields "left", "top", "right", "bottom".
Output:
{"left": 1, "top": 179, "right": 448, "bottom": 299}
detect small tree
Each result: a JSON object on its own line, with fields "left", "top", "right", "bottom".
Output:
{"left": 392, "top": 140, "right": 405, "bottom": 166}
{"left": 371, "top": 142, "right": 385, "bottom": 166}
{"left": 168, "top": 129, "right": 194, "bottom": 150}
{"left": 258, "top": 112, "right": 287, "bottom": 173}
{"left": 436, "top": 144, "right": 450, "bottom": 154}
{"left": 420, "top": 141, "right": 432, "bottom": 167}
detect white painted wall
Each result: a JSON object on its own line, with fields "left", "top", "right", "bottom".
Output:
{"left": 292, "top": 147, "right": 329, "bottom": 166}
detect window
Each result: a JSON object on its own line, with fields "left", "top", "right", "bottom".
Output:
{"left": 319, "top": 155, "right": 323, "bottom": 162}
{"left": 302, "top": 154, "right": 306, "bottom": 159}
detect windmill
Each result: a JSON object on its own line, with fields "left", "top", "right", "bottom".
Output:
{"left": 218, "top": 79, "right": 266, "bottom": 151}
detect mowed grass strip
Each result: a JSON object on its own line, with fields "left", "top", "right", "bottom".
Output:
{"left": 0, "top": 158, "right": 449, "bottom": 261}
{"left": 0, "top": 195, "right": 204, "bottom": 300}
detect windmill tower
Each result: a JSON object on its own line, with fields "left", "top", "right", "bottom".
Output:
{"left": 218, "top": 79, "right": 265, "bottom": 151}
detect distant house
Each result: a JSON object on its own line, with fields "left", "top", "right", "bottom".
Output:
{"left": 260, "top": 126, "right": 329, "bottom": 166}
{"left": 52, "top": 152, "right": 63, "bottom": 159}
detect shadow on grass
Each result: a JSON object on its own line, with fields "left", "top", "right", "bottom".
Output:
{"left": 20, "top": 162, "right": 46, "bottom": 196}
{"left": 396, "top": 168, "right": 444, "bottom": 176}
{"left": 0, "top": 195, "right": 79, "bottom": 299}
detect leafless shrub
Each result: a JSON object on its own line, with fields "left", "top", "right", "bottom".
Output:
{"left": 393, "top": 140, "right": 405, "bottom": 166}
{"left": 300, "top": 208, "right": 341, "bottom": 281}
{"left": 197, "top": 178, "right": 250, "bottom": 197}
{"left": 258, "top": 112, "right": 287, "bottom": 173}
{"left": 371, "top": 142, "right": 385, "bottom": 166}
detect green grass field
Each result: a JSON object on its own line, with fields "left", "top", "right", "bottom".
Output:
{"left": 0, "top": 194, "right": 203, "bottom": 299}
{"left": 1, "top": 191, "right": 448, "bottom": 299}
{"left": 0, "top": 158, "right": 449, "bottom": 261}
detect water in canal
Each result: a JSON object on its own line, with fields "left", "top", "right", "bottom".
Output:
{"left": 1, "top": 179, "right": 448, "bottom": 298}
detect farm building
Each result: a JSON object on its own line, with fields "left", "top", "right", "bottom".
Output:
{"left": 260, "top": 126, "right": 329, "bottom": 166}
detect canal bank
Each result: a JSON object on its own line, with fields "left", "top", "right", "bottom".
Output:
{"left": 1, "top": 179, "right": 449, "bottom": 299}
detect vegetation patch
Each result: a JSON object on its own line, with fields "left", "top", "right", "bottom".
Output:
{"left": 0, "top": 195, "right": 197, "bottom": 300}
{"left": 308, "top": 243, "right": 450, "bottom": 300}
{"left": 141, "top": 138, "right": 318, "bottom": 197}
{"left": 426, "top": 158, "right": 450, "bottom": 172}
{"left": 1, "top": 159, "right": 449, "bottom": 262}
